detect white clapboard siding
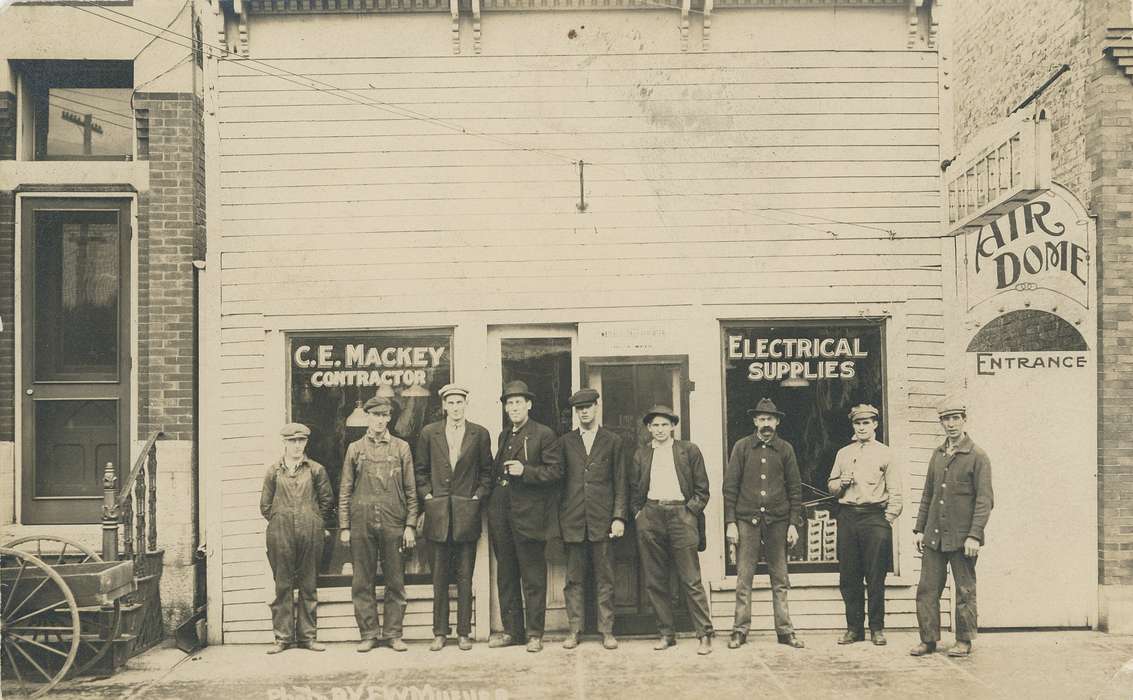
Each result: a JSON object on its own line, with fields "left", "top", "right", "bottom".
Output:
{"left": 217, "top": 47, "right": 942, "bottom": 640}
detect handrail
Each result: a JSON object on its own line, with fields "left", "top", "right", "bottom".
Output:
{"left": 115, "top": 431, "right": 164, "bottom": 508}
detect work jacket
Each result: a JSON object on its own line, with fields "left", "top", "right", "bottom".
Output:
{"left": 914, "top": 434, "right": 994, "bottom": 552}
{"left": 630, "top": 439, "right": 710, "bottom": 551}
{"left": 723, "top": 433, "right": 803, "bottom": 528}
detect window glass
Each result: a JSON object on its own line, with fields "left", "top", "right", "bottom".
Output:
{"left": 722, "top": 322, "right": 885, "bottom": 574}
{"left": 501, "top": 337, "right": 572, "bottom": 436}
{"left": 43, "top": 88, "right": 134, "bottom": 159}
{"left": 290, "top": 329, "right": 453, "bottom": 586}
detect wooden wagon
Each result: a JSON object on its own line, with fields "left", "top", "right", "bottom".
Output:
{"left": 1, "top": 535, "right": 136, "bottom": 698}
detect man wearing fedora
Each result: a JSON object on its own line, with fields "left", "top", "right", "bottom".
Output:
{"left": 261, "top": 423, "right": 334, "bottom": 654}
{"left": 488, "top": 380, "right": 562, "bottom": 653}
{"left": 415, "top": 384, "right": 494, "bottom": 652}
{"left": 559, "top": 388, "right": 627, "bottom": 650}
{"left": 630, "top": 405, "right": 715, "bottom": 655}
{"left": 910, "top": 397, "right": 993, "bottom": 658}
{"left": 828, "top": 404, "right": 903, "bottom": 647}
{"left": 723, "top": 397, "right": 805, "bottom": 650}
{"left": 339, "top": 396, "right": 418, "bottom": 653}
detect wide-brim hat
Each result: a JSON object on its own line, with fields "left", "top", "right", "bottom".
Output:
{"left": 848, "top": 404, "right": 880, "bottom": 421}
{"left": 747, "top": 397, "right": 785, "bottom": 419}
{"left": 642, "top": 404, "right": 680, "bottom": 426}
{"left": 568, "top": 388, "right": 600, "bottom": 407}
{"left": 500, "top": 380, "right": 536, "bottom": 402}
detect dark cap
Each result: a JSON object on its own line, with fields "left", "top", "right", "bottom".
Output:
{"left": 642, "top": 405, "right": 680, "bottom": 426}
{"left": 569, "top": 388, "right": 600, "bottom": 407}
{"left": 747, "top": 397, "right": 785, "bottom": 419}
{"left": 363, "top": 397, "right": 393, "bottom": 414}
{"left": 500, "top": 380, "right": 536, "bottom": 402}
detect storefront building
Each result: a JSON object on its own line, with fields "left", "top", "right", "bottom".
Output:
{"left": 201, "top": 0, "right": 949, "bottom": 644}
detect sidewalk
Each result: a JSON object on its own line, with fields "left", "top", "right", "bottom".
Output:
{"left": 14, "top": 631, "right": 1133, "bottom": 700}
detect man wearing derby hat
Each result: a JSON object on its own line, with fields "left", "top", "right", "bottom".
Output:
{"left": 261, "top": 423, "right": 334, "bottom": 654}
{"left": 828, "top": 404, "right": 903, "bottom": 647}
{"left": 630, "top": 405, "right": 715, "bottom": 655}
{"left": 488, "top": 380, "right": 562, "bottom": 653}
{"left": 339, "top": 396, "right": 418, "bottom": 653}
{"left": 910, "top": 397, "right": 993, "bottom": 658}
{"left": 415, "top": 384, "right": 494, "bottom": 652}
{"left": 723, "top": 397, "right": 805, "bottom": 649}
{"left": 558, "top": 388, "right": 627, "bottom": 650}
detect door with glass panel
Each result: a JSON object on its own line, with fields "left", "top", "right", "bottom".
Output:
{"left": 20, "top": 198, "right": 131, "bottom": 524}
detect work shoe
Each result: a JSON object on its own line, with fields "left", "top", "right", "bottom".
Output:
{"left": 871, "top": 630, "right": 887, "bottom": 646}
{"left": 562, "top": 633, "right": 580, "bottom": 649}
{"left": 429, "top": 636, "right": 446, "bottom": 652}
{"left": 727, "top": 632, "right": 746, "bottom": 650}
{"left": 777, "top": 634, "right": 805, "bottom": 649}
{"left": 356, "top": 638, "right": 378, "bottom": 653}
{"left": 526, "top": 637, "right": 543, "bottom": 653}
{"left": 298, "top": 641, "right": 326, "bottom": 652}
{"left": 697, "top": 636, "right": 713, "bottom": 656}
{"left": 653, "top": 636, "right": 676, "bottom": 651}
{"left": 266, "top": 642, "right": 289, "bottom": 655}
{"left": 908, "top": 642, "right": 937, "bottom": 657}
{"left": 389, "top": 638, "right": 408, "bottom": 652}
{"left": 489, "top": 634, "right": 516, "bottom": 648}
{"left": 602, "top": 634, "right": 618, "bottom": 650}
{"left": 947, "top": 641, "right": 972, "bottom": 657}
{"left": 458, "top": 636, "right": 473, "bottom": 651}
{"left": 838, "top": 630, "right": 864, "bottom": 645}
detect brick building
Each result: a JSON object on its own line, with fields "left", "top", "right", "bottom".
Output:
{"left": 0, "top": 0, "right": 207, "bottom": 631}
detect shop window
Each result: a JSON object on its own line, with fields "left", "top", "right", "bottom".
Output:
{"left": 16, "top": 60, "right": 133, "bottom": 161}
{"left": 289, "top": 329, "right": 454, "bottom": 586}
{"left": 722, "top": 321, "right": 886, "bottom": 574}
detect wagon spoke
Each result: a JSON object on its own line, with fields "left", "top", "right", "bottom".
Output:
{"left": 3, "top": 643, "right": 29, "bottom": 692}
{"left": 9, "top": 632, "right": 70, "bottom": 657}
{"left": 9, "top": 635, "right": 58, "bottom": 683}
{"left": 2, "top": 557, "right": 28, "bottom": 615}
{"left": 6, "top": 625, "right": 78, "bottom": 632}
{"left": 56, "top": 541, "right": 69, "bottom": 565}
{"left": 8, "top": 598, "right": 70, "bottom": 627}
{"left": 5, "top": 576, "right": 52, "bottom": 621}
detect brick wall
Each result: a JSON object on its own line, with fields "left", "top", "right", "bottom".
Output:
{"left": 0, "top": 92, "right": 15, "bottom": 161}
{"left": 966, "top": 308, "right": 1090, "bottom": 352}
{"left": 134, "top": 92, "right": 198, "bottom": 442}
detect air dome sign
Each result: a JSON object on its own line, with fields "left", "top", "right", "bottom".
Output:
{"left": 965, "top": 189, "right": 1090, "bottom": 311}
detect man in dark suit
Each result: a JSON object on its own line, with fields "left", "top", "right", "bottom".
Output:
{"left": 630, "top": 405, "right": 715, "bottom": 655}
{"left": 559, "top": 388, "right": 626, "bottom": 651}
{"left": 488, "top": 380, "right": 562, "bottom": 653}
{"left": 415, "top": 384, "right": 494, "bottom": 652}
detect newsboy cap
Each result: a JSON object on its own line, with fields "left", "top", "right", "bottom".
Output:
{"left": 439, "top": 383, "right": 470, "bottom": 399}
{"left": 569, "top": 388, "right": 600, "bottom": 407}
{"left": 642, "top": 404, "right": 680, "bottom": 426}
{"left": 937, "top": 395, "right": 967, "bottom": 418}
{"left": 364, "top": 396, "right": 393, "bottom": 414}
{"left": 747, "top": 397, "right": 785, "bottom": 419}
{"left": 848, "top": 404, "right": 880, "bottom": 421}
{"left": 280, "top": 423, "right": 311, "bottom": 440}
{"left": 500, "top": 380, "right": 536, "bottom": 402}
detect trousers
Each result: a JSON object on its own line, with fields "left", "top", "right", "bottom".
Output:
{"left": 636, "top": 502, "right": 713, "bottom": 639}
{"left": 488, "top": 487, "right": 548, "bottom": 639}
{"left": 733, "top": 518, "right": 793, "bottom": 637}
{"left": 349, "top": 503, "right": 407, "bottom": 641}
{"left": 916, "top": 545, "right": 978, "bottom": 643}
{"left": 266, "top": 508, "right": 324, "bottom": 644}
{"left": 432, "top": 539, "right": 476, "bottom": 637}
{"left": 837, "top": 506, "right": 892, "bottom": 633}
{"left": 563, "top": 539, "right": 616, "bottom": 635}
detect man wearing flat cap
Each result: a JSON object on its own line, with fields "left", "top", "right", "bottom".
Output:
{"left": 910, "top": 397, "right": 993, "bottom": 658}
{"left": 559, "top": 388, "right": 627, "bottom": 650}
{"left": 261, "top": 423, "right": 334, "bottom": 654}
{"left": 630, "top": 405, "right": 715, "bottom": 655}
{"left": 488, "top": 380, "right": 562, "bottom": 653}
{"left": 723, "top": 397, "right": 804, "bottom": 650}
{"left": 339, "top": 396, "right": 418, "bottom": 653}
{"left": 415, "top": 384, "right": 493, "bottom": 652}
{"left": 828, "top": 404, "right": 903, "bottom": 647}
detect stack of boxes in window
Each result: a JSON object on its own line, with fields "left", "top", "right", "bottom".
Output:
{"left": 803, "top": 509, "right": 839, "bottom": 562}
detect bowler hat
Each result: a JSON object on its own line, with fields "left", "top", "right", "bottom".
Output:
{"left": 937, "top": 395, "right": 966, "bottom": 418}
{"left": 363, "top": 396, "right": 393, "bottom": 414}
{"left": 280, "top": 423, "right": 310, "bottom": 440}
{"left": 747, "top": 397, "right": 785, "bottom": 419}
{"left": 569, "top": 388, "right": 600, "bottom": 407}
{"left": 848, "top": 404, "right": 880, "bottom": 421}
{"left": 500, "top": 380, "right": 536, "bottom": 402}
{"left": 439, "top": 383, "right": 470, "bottom": 399}
{"left": 642, "top": 404, "right": 680, "bottom": 426}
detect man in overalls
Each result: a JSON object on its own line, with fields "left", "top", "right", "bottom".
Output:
{"left": 339, "top": 397, "right": 419, "bottom": 653}
{"left": 261, "top": 423, "right": 334, "bottom": 654}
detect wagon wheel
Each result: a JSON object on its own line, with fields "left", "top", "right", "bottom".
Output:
{"left": 0, "top": 547, "right": 80, "bottom": 698}
{"left": 2, "top": 536, "right": 122, "bottom": 677}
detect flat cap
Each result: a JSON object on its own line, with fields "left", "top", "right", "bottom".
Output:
{"left": 363, "top": 396, "right": 393, "bottom": 414}
{"left": 439, "top": 383, "right": 470, "bottom": 399}
{"left": 937, "top": 395, "right": 966, "bottom": 418}
{"left": 280, "top": 423, "right": 311, "bottom": 439}
{"left": 848, "top": 404, "right": 880, "bottom": 421}
{"left": 569, "top": 388, "right": 600, "bottom": 406}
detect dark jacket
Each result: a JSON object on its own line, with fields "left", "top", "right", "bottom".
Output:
{"left": 558, "top": 427, "right": 627, "bottom": 543}
{"left": 723, "top": 433, "right": 804, "bottom": 528}
{"left": 915, "top": 434, "right": 994, "bottom": 551}
{"left": 415, "top": 420, "right": 494, "bottom": 543}
{"left": 493, "top": 419, "right": 562, "bottom": 541}
{"left": 630, "top": 439, "right": 710, "bottom": 551}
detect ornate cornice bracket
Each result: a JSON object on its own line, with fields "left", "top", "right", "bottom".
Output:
{"left": 1104, "top": 27, "right": 1133, "bottom": 84}
{"left": 680, "top": 0, "right": 690, "bottom": 52}
{"left": 451, "top": 0, "right": 461, "bottom": 54}
{"left": 233, "top": 0, "right": 250, "bottom": 56}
